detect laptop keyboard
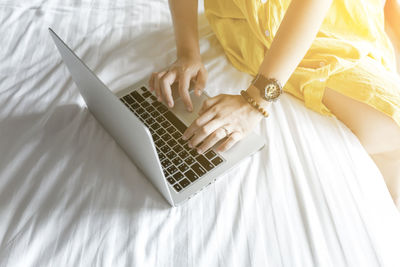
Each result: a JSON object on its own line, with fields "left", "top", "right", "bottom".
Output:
{"left": 120, "top": 86, "right": 225, "bottom": 193}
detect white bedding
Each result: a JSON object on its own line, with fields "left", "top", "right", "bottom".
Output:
{"left": 1, "top": 0, "right": 400, "bottom": 266}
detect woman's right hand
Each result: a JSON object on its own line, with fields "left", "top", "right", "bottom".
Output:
{"left": 149, "top": 56, "right": 207, "bottom": 112}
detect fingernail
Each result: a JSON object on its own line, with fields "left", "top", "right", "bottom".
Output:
{"left": 157, "top": 97, "right": 162, "bottom": 102}
{"left": 182, "top": 135, "right": 187, "bottom": 140}
{"left": 197, "top": 148, "right": 202, "bottom": 154}
{"left": 195, "top": 90, "right": 201, "bottom": 96}
{"left": 188, "top": 143, "right": 192, "bottom": 148}
{"left": 187, "top": 106, "right": 193, "bottom": 112}
{"left": 168, "top": 102, "right": 173, "bottom": 108}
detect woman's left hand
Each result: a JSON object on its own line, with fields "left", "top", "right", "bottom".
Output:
{"left": 182, "top": 94, "right": 264, "bottom": 154}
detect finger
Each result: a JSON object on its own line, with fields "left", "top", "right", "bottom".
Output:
{"left": 182, "top": 106, "right": 218, "bottom": 140}
{"left": 194, "top": 67, "right": 207, "bottom": 96}
{"left": 160, "top": 70, "right": 177, "bottom": 108}
{"left": 196, "top": 126, "right": 228, "bottom": 154}
{"left": 154, "top": 71, "right": 166, "bottom": 102}
{"left": 149, "top": 73, "right": 156, "bottom": 92}
{"left": 217, "top": 131, "right": 242, "bottom": 152}
{"left": 188, "top": 119, "right": 224, "bottom": 148}
{"left": 178, "top": 72, "right": 193, "bottom": 112}
{"left": 198, "top": 94, "right": 223, "bottom": 115}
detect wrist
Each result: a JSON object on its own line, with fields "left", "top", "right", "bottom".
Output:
{"left": 245, "top": 85, "right": 270, "bottom": 110}
{"left": 177, "top": 46, "right": 201, "bottom": 61}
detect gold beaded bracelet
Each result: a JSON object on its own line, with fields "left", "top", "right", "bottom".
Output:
{"left": 240, "top": 90, "right": 269, "bottom": 118}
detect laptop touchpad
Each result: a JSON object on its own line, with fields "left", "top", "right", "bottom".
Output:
{"left": 170, "top": 90, "right": 208, "bottom": 127}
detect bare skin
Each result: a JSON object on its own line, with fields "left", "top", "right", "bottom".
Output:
{"left": 150, "top": 0, "right": 400, "bottom": 208}
{"left": 322, "top": 0, "right": 400, "bottom": 209}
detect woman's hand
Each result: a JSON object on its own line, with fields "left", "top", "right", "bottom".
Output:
{"left": 149, "top": 56, "right": 207, "bottom": 112}
{"left": 182, "top": 94, "right": 264, "bottom": 154}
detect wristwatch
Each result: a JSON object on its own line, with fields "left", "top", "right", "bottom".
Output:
{"left": 251, "top": 73, "right": 283, "bottom": 102}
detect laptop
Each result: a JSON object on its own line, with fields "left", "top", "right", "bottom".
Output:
{"left": 48, "top": 28, "right": 265, "bottom": 206}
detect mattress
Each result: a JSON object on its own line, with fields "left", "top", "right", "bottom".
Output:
{"left": 0, "top": 0, "right": 400, "bottom": 266}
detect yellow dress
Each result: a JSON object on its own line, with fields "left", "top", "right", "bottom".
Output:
{"left": 204, "top": 0, "right": 400, "bottom": 127}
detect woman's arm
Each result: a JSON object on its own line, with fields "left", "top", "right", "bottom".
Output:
{"left": 183, "top": 0, "right": 334, "bottom": 153}
{"left": 149, "top": 0, "right": 207, "bottom": 112}
{"left": 384, "top": 0, "right": 400, "bottom": 72}
{"left": 169, "top": 0, "right": 200, "bottom": 59}
{"left": 247, "top": 0, "right": 333, "bottom": 108}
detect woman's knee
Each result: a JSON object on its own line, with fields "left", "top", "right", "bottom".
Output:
{"left": 322, "top": 87, "right": 400, "bottom": 155}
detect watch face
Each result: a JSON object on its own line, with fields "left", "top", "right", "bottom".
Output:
{"left": 264, "top": 83, "right": 281, "bottom": 100}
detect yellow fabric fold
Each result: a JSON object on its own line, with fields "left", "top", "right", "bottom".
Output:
{"left": 204, "top": 0, "right": 400, "bottom": 127}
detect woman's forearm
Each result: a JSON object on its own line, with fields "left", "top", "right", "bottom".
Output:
{"left": 384, "top": 0, "right": 400, "bottom": 41}
{"left": 169, "top": 0, "right": 200, "bottom": 59}
{"left": 251, "top": 0, "right": 333, "bottom": 105}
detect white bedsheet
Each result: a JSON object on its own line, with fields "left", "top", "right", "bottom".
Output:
{"left": 1, "top": 0, "right": 400, "bottom": 266}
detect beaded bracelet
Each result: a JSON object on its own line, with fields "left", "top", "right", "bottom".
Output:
{"left": 240, "top": 90, "right": 269, "bottom": 118}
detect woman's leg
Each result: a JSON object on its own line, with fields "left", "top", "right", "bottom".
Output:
{"left": 322, "top": 87, "right": 400, "bottom": 209}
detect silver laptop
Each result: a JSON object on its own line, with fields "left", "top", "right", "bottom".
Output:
{"left": 49, "top": 28, "right": 265, "bottom": 207}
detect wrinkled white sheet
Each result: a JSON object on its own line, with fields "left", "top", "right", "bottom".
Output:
{"left": 1, "top": 0, "right": 400, "bottom": 266}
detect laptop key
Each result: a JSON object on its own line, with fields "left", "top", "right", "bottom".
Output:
{"left": 137, "top": 107, "right": 145, "bottom": 114}
{"left": 146, "top": 106, "right": 155, "bottom": 113}
{"left": 185, "top": 157, "right": 195, "bottom": 166}
{"left": 189, "top": 149, "right": 198, "bottom": 157}
{"left": 161, "top": 159, "right": 172, "bottom": 168}
{"left": 123, "top": 95, "right": 134, "bottom": 104}
{"left": 152, "top": 122, "right": 161, "bottom": 130}
{"left": 179, "top": 178, "right": 190, "bottom": 188}
{"left": 167, "top": 139, "right": 177, "bottom": 147}
{"left": 156, "top": 115, "right": 165, "bottom": 123}
{"left": 184, "top": 170, "right": 199, "bottom": 182}
{"left": 155, "top": 139, "right": 164, "bottom": 148}
{"left": 161, "top": 121, "right": 169, "bottom": 128}
{"left": 151, "top": 110, "right": 159, "bottom": 118}
{"left": 161, "top": 145, "right": 170, "bottom": 153}
{"left": 212, "top": 156, "right": 223, "bottom": 166}
{"left": 167, "top": 177, "right": 175, "bottom": 185}
{"left": 166, "top": 126, "right": 176, "bottom": 133}
{"left": 131, "top": 91, "right": 145, "bottom": 102}
{"left": 178, "top": 151, "right": 189, "bottom": 159}
{"left": 166, "top": 151, "right": 176, "bottom": 159}
{"left": 172, "top": 157, "right": 183, "bottom": 166}
{"left": 157, "top": 105, "right": 168, "bottom": 113}
{"left": 145, "top": 117, "right": 155, "bottom": 125}
{"left": 158, "top": 153, "right": 166, "bottom": 161}
{"left": 178, "top": 138, "right": 186, "bottom": 145}
{"left": 161, "top": 133, "right": 172, "bottom": 141}
{"left": 151, "top": 122, "right": 161, "bottom": 130}
{"left": 173, "top": 183, "right": 182, "bottom": 192}
{"left": 167, "top": 165, "right": 178, "bottom": 175}
{"left": 164, "top": 111, "right": 187, "bottom": 133}
{"left": 131, "top": 102, "right": 140, "bottom": 109}
{"left": 196, "top": 155, "right": 214, "bottom": 171}
{"left": 192, "top": 163, "right": 206, "bottom": 176}
{"left": 142, "top": 91, "right": 152, "bottom": 98}
{"left": 173, "top": 172, "right": 184, "bottom": 181}
{"left": 205, "top": 150, "right": 217, "bottom": 160}
{"left": 141, "top": 113, "right": 149, "bottom": 120}
{"left": 142, "top": 101, "right": 150, "bottom": 108}
{"left": 150, "top": 95, "right": 157, "bottom": 101}
{"left": 178, "top": 163, "right": 189, "bottom": 172}
{"left": 172, "top": 132, "right": 180, "bottom": 140}
{"left": 156, "top": 128, "right": 165, "bottom": 136}
{"left": 173, "top": 144, "right": 183, "bottom": 153}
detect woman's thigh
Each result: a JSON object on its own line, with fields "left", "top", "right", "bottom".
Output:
{"left": 322, "top": 87, "right": 400, "bottom": 155}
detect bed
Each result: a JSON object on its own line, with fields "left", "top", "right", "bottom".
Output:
{"left": 1, "top": 0, "right": 400, "bottom": 266}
